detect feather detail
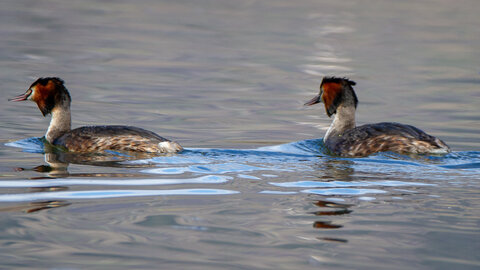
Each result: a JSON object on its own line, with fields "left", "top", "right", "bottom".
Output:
{"left": 321, "top": 81, "right": 344, "bottom": 117}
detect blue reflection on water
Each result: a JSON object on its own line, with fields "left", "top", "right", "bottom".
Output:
{"left": 0, "top": 175, "right": 231, "bottom": 188}
{"left": 3, "top": 137, "right": 479, "bottom": 202}
{"left": 259, "top": 190, "right": 298, "bottom": 195}
{"left": 271, "top": 180, "right": 434, "bottom": 188}
{"left": 0, "top": 189, "right": 240, "bottom": 202}
{"left": 302, "top": 188, "right": 387, "bottom": 195}
{"left": 5, "top": 137, "right": 44, "bottom": 153}
{"left": 142, "top": 162, "right": 292, "bottom": 175}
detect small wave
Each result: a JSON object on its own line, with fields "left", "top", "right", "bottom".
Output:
{"left": 302, "top": 188, "right": 387, "bottom": 195}
{"left": 256, "top": 138, "right": 324, "bottom": 155}
{"left": 259, "top": 190, "right": 298, "bottom": 195}
{"left": 439, "top": 162, "right": 480, "bottom": 169}
{"left": 125, "top": 155, "right": 211, "bottom": 165}
{"left": 436, "top": 151, "right": 480, "bottom": 170}
{"left": 5, "top": 137, "right": 44, "bottom": 153}
{"left": 0, "top": 175, "right": 231, "bottom": 188}
{"left": 271, "top": 180, "right": 434, "bottom": 188}
{"left": 141, "top": 162, "right": 291, "bottom": 175}
{"left": 0, "top": 189, "right": 239, "bottom": 202}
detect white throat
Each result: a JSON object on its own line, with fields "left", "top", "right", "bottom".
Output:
{"left": 323, "top": 105, "right": 356, "bottom": 142}
{"left": 45, "top": 105, "right": 71, "bottom": 143}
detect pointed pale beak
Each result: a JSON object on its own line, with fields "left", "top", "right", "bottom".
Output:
{"left": 9, "top": 89, "right": 32, "bottom": 102}
{"left": 304, "top": 94, "right": 321, "bottom": 106}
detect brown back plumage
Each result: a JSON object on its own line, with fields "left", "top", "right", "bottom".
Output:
{"left": 325, "top": 122, "right": 450, "bottom": 157}
{"left": 54, "top": 126, "right": 177, "bottom": 153}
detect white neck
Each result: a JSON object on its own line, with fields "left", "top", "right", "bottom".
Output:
{"left": 324, "top": 105, "right": 356, "bottom": 142}
{"left": 45, "top": 105, "right": 71, "bottom": 143}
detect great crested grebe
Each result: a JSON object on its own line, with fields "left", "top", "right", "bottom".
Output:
{"left": 304, "top": 77, "right": 450, "bottom": 157}
{"left": 9, "top": 77, "right": 183, "bottom": 153}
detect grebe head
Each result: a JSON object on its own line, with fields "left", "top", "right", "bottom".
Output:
{"left": 305, "top": 77, "right": 358, "bottom": 117}
{"left": 9, "top": 77, "right": 71, "bottom": 116}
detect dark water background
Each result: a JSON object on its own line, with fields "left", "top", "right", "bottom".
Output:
{"left": 0, "top": 0, "right": 479, "bottom": 269}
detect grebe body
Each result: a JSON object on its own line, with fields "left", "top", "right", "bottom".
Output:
{"left": 305, "top": 77, "right": 450, "bottom": 157}
{"left": 10, "top": 77, "right": 183, "bottom": 154}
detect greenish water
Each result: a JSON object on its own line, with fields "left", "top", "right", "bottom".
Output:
{"left": 0, "top": 0, "right": 479, "bottom": 269}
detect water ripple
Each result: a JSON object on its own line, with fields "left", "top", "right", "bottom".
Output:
{"left": 4, "top": 137, "right": 479, "bottom": 203}
{"left": 5, "top": 137, "right": 44, "bottom": 153}
{"left": 142, "top": 162, "right": 289, "bottom": 175}
{"left": 0, "top": 189, "right": 239, "bottom": 202}
{"left": 0, "top": 175, "right": 230, "bottom": 188}
{"left": 271, "top": 180, "right": 434, "bottom": 188}
{"left": 302, "top": 188, "right": 387, "bottom": 195}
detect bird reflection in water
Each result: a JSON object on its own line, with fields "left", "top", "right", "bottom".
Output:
{"left": 0, "top": 200, "right": 71, "bottom": 213}
{"left": 7, "top": 150, "right": 161, "bottom": 213}
{"left": 311, "top": 200, "right": 352, "bottom": 243}
{"left": 315, "top": 158, "right": 356, "bottom": 182}
{"left": 16, "top": 150, "right": 160, "bottom": 179}
{"left": 307, "top": 158, "right": 357, "bottom": 243}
